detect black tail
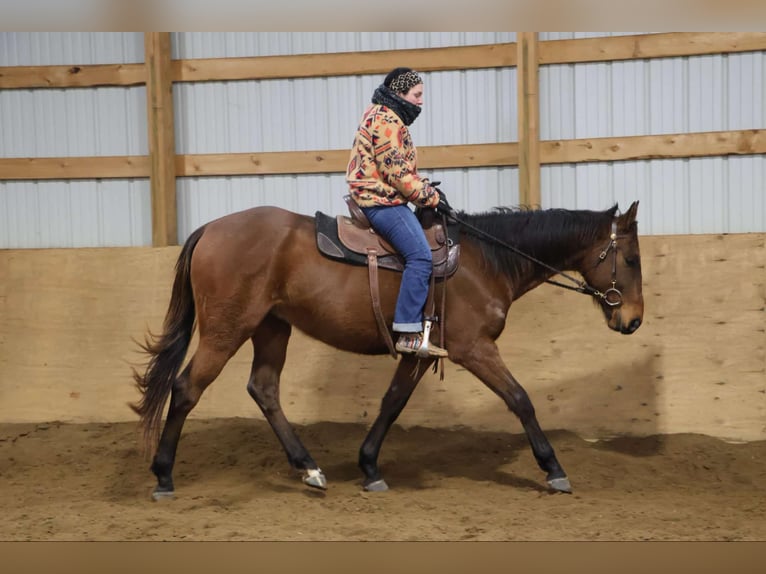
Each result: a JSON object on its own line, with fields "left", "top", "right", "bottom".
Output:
{"left": 130, "top": 225, "right": 206, "bottom": 456}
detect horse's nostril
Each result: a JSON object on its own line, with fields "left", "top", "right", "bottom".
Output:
{"left": 628, "top": 318, "right": 642, "bottom": 333}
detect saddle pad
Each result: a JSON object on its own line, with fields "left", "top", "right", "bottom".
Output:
{"left": 315, "top": 211, "right": 402, "bottom": 270}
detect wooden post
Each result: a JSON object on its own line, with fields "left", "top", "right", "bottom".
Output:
{"left": 144, "top": 32, "right": 178, "bottom": 247}
{"left": 517, "top": 32, "right": 541, "bottom": 208}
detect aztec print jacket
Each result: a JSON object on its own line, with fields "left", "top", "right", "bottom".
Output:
{"left": 346, "top": 104, "right": 439, "bottom": 209}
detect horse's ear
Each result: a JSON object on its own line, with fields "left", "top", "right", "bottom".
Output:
{"left": 618, "top": 201, "right": 639, "bottom": 228}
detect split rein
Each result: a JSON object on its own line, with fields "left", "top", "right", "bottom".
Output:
{"left": 442, "top": 211, "right": 625, "bottom": 308}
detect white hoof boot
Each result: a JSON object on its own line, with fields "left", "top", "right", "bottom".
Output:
{"left": 151, "top": 489, "right": 175, "bottom": 501}
{"left": 363, "top": 479, "right": 389, "bottom": 492}
{"left": 547, "top": 477, "right": 572, "bottom": 493}
{"left": 302, "top": 468, "right": 327, "bottom": 490}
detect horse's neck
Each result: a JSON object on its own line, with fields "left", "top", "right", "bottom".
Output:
{"left": 465, "top": 209, "right": 610, "bottom": 302}
{"left": 511, "top": 218, "right": 601, "bottom": 299}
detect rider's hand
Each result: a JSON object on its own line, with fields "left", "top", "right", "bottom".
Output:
{"left": 434, "top": 186, "right": 456, "bottom": 218}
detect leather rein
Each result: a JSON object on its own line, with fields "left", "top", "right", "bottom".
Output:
{"left": 444, "top": 213, "right": 625, "bottom": 308}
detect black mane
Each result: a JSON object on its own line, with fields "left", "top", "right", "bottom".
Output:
{"left": 456, "top": 205, "right": 619, "bottom": 283}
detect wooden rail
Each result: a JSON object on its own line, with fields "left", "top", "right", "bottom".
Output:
{"left": 0, "top": 63, "right": 145, "bottom": 89}
{"left": 2, "top": 33, "right": 765, "bottom": 89}
{"left": 2, "top": 130, "right": 763, "bottom": 180}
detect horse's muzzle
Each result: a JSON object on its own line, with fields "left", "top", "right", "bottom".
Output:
{"left": 606, "top": 306, "right": 643, "bottom": 334}
{"left": 620, "top": 317, "right": 642, "bottom": 335}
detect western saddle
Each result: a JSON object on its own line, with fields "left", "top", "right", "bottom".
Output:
{"left": 315, "top": 195, "right": 460, "bottom": 359}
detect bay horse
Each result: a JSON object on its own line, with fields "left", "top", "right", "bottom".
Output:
{"left": 132, "top": 201, "right": 643, "bottom": 499}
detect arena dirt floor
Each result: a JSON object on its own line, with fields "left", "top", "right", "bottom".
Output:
{"left": 0, "top": 417, "right": 764, "bottom": 541}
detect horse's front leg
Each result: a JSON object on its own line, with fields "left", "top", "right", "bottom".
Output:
{"left": 453, "top": 339, "right": 571, "bottom": 493}
{"left": 358, "top": 355, "right": 434, "bottom": 491}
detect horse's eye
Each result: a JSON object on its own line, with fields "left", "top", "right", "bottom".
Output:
{"left": 624, "top": 256, "right": 639, "bottom": 268}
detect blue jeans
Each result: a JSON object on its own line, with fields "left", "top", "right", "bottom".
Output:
{"left": 361, "top": 204, "right": 432, "bottom": 333}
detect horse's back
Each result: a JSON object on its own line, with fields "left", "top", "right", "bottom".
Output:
{"left": 206, "top": 205, "right": 312, "bottom": 235}
{"left": 188, "top": 206, "right": 315, "bottom": 289}
{"left": 196, "top": 206, "right": 312, "bottom": 254}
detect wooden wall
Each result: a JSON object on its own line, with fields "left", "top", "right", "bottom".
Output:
{"left": 1, "top": 233, "right": 763, "bottom": 442}
{"left": 2, "top": 34, "right": 763, "bottom": 444}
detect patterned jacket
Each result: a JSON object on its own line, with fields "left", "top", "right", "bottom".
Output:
{"left": 346, "top": 104, "right": 439, "bottom": 208}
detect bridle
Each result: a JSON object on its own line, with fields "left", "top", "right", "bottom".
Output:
{"left": 444, "top": 213, "right": 626, "bottom": 308}
{"left": 544, "top": 219, "right": 623, "bottom": 307}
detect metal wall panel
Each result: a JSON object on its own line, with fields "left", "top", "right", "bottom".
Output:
{"left": 0, "top": 87, "right": 147, "bottom": 157}
{"left": 171, "top": 32, "right": 518, "bottom": 241}
{"left": 175, "top": 67, "right": 517, "bottom": 152}
{"left": 0, "top": 180, "right": 151, "bottom": 248}
{"left": 171, "top": 32, "right": 516, "bottom": 58}
{"left": 2, "top": 33, "right": 764, "bottom": 246}
{"left": 543, "top": 154, "right": 766, "bottom": 235}
{"left": 0, "top": 32, "right": 148, "bottom": 248}
{"left": 539, "top": 33, "right": 765, "bottom": 234}
{"left": 176, "top": 167, "right": 521, "bottom": 240}
{"left": 0, "top": 32, "right": 144, "bottom": 66}
{"left": 177, "top": 173, "right": 349, "bottom": 240}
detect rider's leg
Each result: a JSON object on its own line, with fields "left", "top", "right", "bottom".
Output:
{"left": 361, "top": 204, "right": 447, "bottom": 358}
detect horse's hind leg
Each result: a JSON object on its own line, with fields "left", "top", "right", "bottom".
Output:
{"left": 151, "top": 341, "right": 234, "bottom": 499}
{"left": 358, "top": 355, "right": 434, "bottom": 492}
{"left": 246, "top": 315, "right": 326, "bottom": 490}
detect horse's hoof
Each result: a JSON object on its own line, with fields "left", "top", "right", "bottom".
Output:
{"left": 547, "top": 476, "right": 572, "bottom": 493}
{"left": 363, "top": 479, "right": 389, "bottom": 492}
{"left": 151, "top": 488, "right": 175, "bottom": 501}
{"left": 302, "top": 468, "right": 327, "bottom": 490}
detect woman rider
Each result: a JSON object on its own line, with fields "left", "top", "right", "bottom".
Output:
{"left": 345, "top": 67, "right": 448, "bottom": 358}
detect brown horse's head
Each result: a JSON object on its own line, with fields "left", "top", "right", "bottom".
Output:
{"left": 579, "top": 201, "right": 644, "bottom": 334}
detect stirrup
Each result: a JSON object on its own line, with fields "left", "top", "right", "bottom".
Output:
{"left": 395, "top": 333, "right": 448, "bottom": 358}
{"left": 418, "top": 316, "right": 446, "bottom": 358}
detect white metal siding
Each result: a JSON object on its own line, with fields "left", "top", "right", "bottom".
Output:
{"left": 539, "top": 35, "right": 765, "bottom": 235}
{"left": 171, "top": 32, "right": 516, "bottom": 58}
{"left": 0, "top": 32, "right": 144, "bottom": 66}
{"left": 0, "top": 180, "right": 151, "bottom": 248}
{"left": 174, "top": 67, "right": 516, "bottom": 150}
{"left": 1, "top": 32, "right": 764, "bottom": 247}
{"left": 171, "top": 32, "right": 519, "bottom": 241}
{"left": 541, "top": 52, "right": 763, "bottom": 139}
{"left": 177, "top": 167, "right": 520, "bottom": 240}
{"left": 0, "top": 87, "right": 147, "bottom": 157}
{"left": 0, "top": 32, "right": 148, "bottom": 248}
